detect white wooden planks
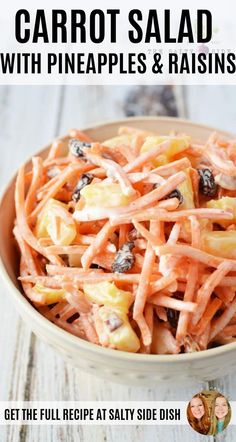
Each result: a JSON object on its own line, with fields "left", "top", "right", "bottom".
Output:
{"left": 184, "top": 85, "right": 236, "bottom": 134}
{"left": 0, "top": 86, "right": 62, "bottom": 442}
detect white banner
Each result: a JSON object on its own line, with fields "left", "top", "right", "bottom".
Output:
{"left": 0, "top": 0, "right": 236, "bottom": 84}
{"left": 0, "top": 401, "right": 235, "bottom": 426}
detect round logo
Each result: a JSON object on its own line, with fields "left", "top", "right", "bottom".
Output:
{"left": 187, "top": 390, "right": 231, "bottom": 436}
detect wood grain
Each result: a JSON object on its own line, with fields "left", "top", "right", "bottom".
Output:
{"left": 0, "top": 86, "right": 62, "bottom": 442}
{"left": 184, "top": 85, "right": 236, "bottom": 133}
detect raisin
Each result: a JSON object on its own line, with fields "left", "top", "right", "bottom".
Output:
{"left": 72, "top": 173, "right": 93, "bottom": 202}
{"left": 69, "top": 139, "right": 91, "bottom": 158}
{"left": 105, "top": 313, "right": 123, "bottom": 332}
{"left": 90, "top": 263, "right": 103, "bottom": 269}
{"left": 213, "top": 223, "right": 225, "bottom": 231}
{"left": 67, "top": 312, "right": 80, "bottom": 324}
{"left": 166, "top": 308, "right": 179, "bottom": 329}
{"left": 208, "top": 342, "right": 221, "bottom": 349}
{"left": 127, "top": 228, "right": 138, "bottom": 241}
{"left": 198, "top": 168, "right": 217, "bottom": 196}
{"left": 72, "top": 190, "right": 81, "bottom": 202}
{"left": 111, "top": 242, "right": 135, "bottom": 273}
{"left": 154, "top": 184, "right": 183, "bottom": 206}
{"left": 164, "top": 189, "right": 183, "bottom": 205}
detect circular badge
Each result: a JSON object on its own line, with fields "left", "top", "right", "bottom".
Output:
{"left": 187, "top": 390, "right": 231, "bottom": 436}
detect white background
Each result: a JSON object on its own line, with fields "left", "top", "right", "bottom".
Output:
{"left": 0, "top": 0, "right": 235, "bottom": 84}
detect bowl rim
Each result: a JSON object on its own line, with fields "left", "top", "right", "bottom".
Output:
{"left": 1, "top": 115, "right": 236, "bottom": 364}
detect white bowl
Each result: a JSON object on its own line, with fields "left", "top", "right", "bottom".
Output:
{"left": 1, "top": 116, "right": 236, "bottom": 387}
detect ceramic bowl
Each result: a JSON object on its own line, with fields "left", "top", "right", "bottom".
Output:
{"left": 1, "top": 116, "right": 236, "bottom": 387}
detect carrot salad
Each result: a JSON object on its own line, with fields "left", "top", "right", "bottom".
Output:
{"left": 13, "top": 126, "right": 236, "bottom": 354}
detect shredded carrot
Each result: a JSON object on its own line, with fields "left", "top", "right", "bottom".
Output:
{"left": 149, "top": 273, "right": 177, "bottom": 296}
{"left": 63, "top": 282, "right": 91, "bottom": 314}
{"left": 150, "top": 294, "right": 197, "bottom": 313}
{"left": 108, "top": 172, "right": 186, "bottom": 223}
{"left": 197, "top": 322, "right": 211, "bottom": 350}
{"left": 214, "top": 286, "right": 235, "bottom": 305}
{"left": 92, "top": 305, "right": 109, "bottom": 346}
{"left": 127, "top": 172, "right": 165, "bottom": 185}
{"left": 176, "top": 216, "right": 200, "bottom": 342}
{"left": 133, "top": 221, "right": 159, "bottom": 346}
{"left": 133, "top": 133, "right": 146, "bottom": 156}
{"left": 142, "top": 303, "right": 154, "bottom": 353}
{"left": 28, "top": 163, "right": 92, "bottom": 224}
{"left": 168, "top": 222, "right": 181, "bottom": 245}
{"left": 176, "top": 266, "right": 198, "bottom": 342}
{"left": 158, "top": 221, "right": 181, "bottom": 294}
{"left": 20, "top": 257, "right": 45, "bottom": 305}
{"left": 201, "top": 274, "right": 236, "bottom": 288}
{"left": 132, "top": 220, "right": 163, "bottom": 247}
{"left": 213, "top": 324, "right": 236, "bottom": 341}
{"left": 189, "top": 167, "right": 200, "bottom": 208}
{"left": 156, "top": 198, "right": 180, "bottom": 210}
{"left": 206, "top": 145, "right": 236, "bottom": 176}
{"left": 118, "top": 125, "right": 150, "bottom": 137}
{"left": 14, "top": 126, "right": 236, "bottom": 354}
{"left": 156, "top": 244, "right": 236, "bottom": 270}
{"left": 13, "top": 226, "right": 38, "bottom": 275}
{"left": 15, "top": 164, "right": 62, "bottom": 265}
{"left": 124, "top": 140, "right": 171, "bottom": 172}
{"left": 209, "top": 296, "right": 236, "bottom": 341}
{"left": 192, "top": 297, "right": 222, "bottom": 337}
{"left": 74, "top": 199, "right": 180, "bottom": 223}
{"left": 44, "top": 157, "right": 74, "bottom": 167}
{"left": 44, "top": 266, "right": 159, "bottom": 284}
{"left": 79, "top": 313, "right": 99, "bottom": 344}
{"left": 80, "top": 221, "right": 116, "bottom": 270}
{"left": 152, "top": 157, "right": 191, "bottom": 177}
{"left": 84, "top": 144, "right": 136, "bottom": 197}
{"left": 46, "top": 139, "right": 64, "bottom": 160}
{"left": 25, "top": 157, "right": 44, "bottom": 215}
{"left": 155, "top": 306, "right": 167, "bottom": 322}
{"left": 133, "top": 207, "right": 233, "bottom": 222}
{"left": 151, "top": 320, "right": 180, "bottom": 354}
{"left": 68, "top": 129, "right": 93, "bottom": 142}
{"left": 119, "top": 224, "right": 130, "bottom": 248}
{"left": 110, "top": 207, "right": 233, "bottom": 226}
{"left": 192, "top": 261, "right": 233, "bottom": 327}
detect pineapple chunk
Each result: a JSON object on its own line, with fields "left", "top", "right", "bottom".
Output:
{"left": 80, "top": 182, "right": 131, "bottom": 208}
{"left": 35, "top": 205, "right": 51, "bottom": 239}
{"left": 108, "top": 320, "right": 140, "bottom": 352}
{"left": 35, "top": 198, "right": 77, "bottom": 246}
{"left": 152, "top": 154, "right": 168, "bottom": 166}
{"left": 47, "top": 216, "right": 76, "bottom": 246}
{"left": 141, "top": 135, "right": 190, "bottom": 166}
{"left": 85, "top": 282, "right": 139, "bottom": 351}
{"left": 103, "top": 134, "right": 133, "bottom": 148}
{"left": 177, "top": 169, "right": 195, "bottom": 241}
{"left": 83, "top": 281, "right": 133, "bottom": 314}
{"left": 202, "top": 230, "right": 236, "bottom": 259}
{"left": 207, "top": 197, "right": 236, "bottom": 228}
{"left": 99, "top": 306, "right": 140, "bottom": 353}
{"left": 177, "top": 169, "right": 195, "bottom": 210}
{"left": 33, "top": 283, "right": 65, "bottom": 304}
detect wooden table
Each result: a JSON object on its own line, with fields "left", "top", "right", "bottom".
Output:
{"left": 0, "top": 85, "right": 235, "bottom": 442}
